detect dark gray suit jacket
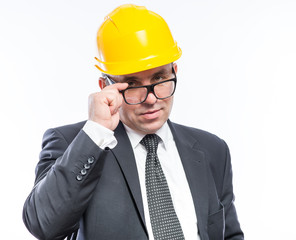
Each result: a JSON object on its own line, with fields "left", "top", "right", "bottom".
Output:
{"left": 23, "top": 120, "right": 244, "bottom": 240}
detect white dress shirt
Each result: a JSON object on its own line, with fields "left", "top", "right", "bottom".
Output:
{"left": 83, "top": 120, "right": 200, "bottom": 240}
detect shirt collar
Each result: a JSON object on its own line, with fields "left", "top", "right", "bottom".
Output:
{"left": 123, "top": 121, "right": 173, "bottom": 150}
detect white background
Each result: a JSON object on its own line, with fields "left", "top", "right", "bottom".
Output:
{"left": 1, "top": 0, "right": 296, "bottom": 239}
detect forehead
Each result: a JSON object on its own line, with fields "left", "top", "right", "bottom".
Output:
{"left": 110, "top": 63, "right": 172, "bottom": 82}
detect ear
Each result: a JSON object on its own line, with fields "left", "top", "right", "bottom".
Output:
{"left": 99, "top": 77, "right": 106, "bottom": 90}
{"left": 173, "top": 62, "right": 178, "bottom": 74}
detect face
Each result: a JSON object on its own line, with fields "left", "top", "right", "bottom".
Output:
{"left": 102, "top": 63, "right": 177, "bottom": 135}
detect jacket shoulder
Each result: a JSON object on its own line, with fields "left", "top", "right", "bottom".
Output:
{"left": 44, "top": 120, "right": 87, "bottom": 145}
{"left": 169, "top": 121, "right": 225, "bottom": 147}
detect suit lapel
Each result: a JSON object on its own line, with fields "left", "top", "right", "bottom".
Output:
{"left": 112, "top": 122, "right": 147, "bottom": 234}
{"left": 169, "top": 121, "right": 209, "bottom": 240}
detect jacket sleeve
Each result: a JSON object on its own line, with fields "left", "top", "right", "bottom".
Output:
{"left": 220, "top": 140, "right": 244, "bottom": 240}
{"left": 23, "top": 127, "right": 108, "bottom": 240}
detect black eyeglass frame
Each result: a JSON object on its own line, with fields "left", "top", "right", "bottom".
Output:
{"left": 103, "top": 67, "right": 177, "bottom": 105}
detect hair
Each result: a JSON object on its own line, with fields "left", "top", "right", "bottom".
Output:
{"left": 101, "top": 73, "right": 108, "bottom": 78}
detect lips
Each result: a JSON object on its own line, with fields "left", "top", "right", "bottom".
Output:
{"left": 140, "top": 109, "right": 161, "bottom": 120}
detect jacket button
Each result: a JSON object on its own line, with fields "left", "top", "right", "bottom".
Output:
{"left": 84, "top": 163, "right": 90, "bottom": 169}
{"left": 87, "top": 156, "right": 95, "bottom": 164}
{"left": 76, "top": 175, "right": 83, "bottom": 181}
{"left": 81, "top": 169, "right": 87, "bottom": 176}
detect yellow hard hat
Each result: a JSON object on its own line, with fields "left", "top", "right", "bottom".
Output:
{"left": 95, "top": 4, "right": 182, "bottom": 75}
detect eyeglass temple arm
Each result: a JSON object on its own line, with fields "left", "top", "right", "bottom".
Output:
{"left": 103, "top": 75, "right": 115, "bottom": 86}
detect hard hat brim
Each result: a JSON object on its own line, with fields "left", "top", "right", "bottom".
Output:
{"left": 95, "top": 45, "right": 182, "bottom": 75}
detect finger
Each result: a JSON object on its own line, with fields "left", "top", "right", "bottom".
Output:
{"left": 109, "top": 93, "right": 124, "bottom": 115}
{"left": 107, "top": 82, "right": 129, "bottom": 92}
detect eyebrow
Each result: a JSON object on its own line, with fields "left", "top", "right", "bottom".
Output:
{"left": 120, "top": 76, "right": 140, "bottom": 83}
{"left": 120, "top": 69, "right": 170, "bottom": 83}
{"left": 152, "top": 69, "right": 170, "bottom": 77}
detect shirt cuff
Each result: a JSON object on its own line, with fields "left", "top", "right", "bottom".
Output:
{"left": 83, "top": 120, "right": 117, "bottom": 149}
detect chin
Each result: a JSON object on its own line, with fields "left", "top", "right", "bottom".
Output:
{"left": 139, "top": 121, "right": 165, "bottom": 134}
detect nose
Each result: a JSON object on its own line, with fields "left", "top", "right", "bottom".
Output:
{"left": 144, "top": 92, "right": 157, "bottom": 104}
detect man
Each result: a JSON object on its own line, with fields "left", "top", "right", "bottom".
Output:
{"left": 23, "top": 4, "right": 244, "bottom": 240}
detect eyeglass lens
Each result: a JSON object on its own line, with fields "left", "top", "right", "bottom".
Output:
{"left": 123, "top": 80, "right": 175, "bottom": 104}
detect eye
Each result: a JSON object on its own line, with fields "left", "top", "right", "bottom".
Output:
{"left": 127, "top": 81, "right": 137, "bottom": 87}
{"left": 153, "top": 75, "right": 164, "bottom": 82}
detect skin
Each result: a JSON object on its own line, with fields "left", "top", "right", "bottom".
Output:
{"left": 88, "top": 63, "right": 177, "bottom": 135}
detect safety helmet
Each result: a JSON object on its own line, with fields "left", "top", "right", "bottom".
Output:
{"left": 95, "top": 4, "right": 182, "bottom": 75}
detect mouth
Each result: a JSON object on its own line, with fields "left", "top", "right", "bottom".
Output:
{"left": 140, "top": 109, "right": 161, "bottom": 120}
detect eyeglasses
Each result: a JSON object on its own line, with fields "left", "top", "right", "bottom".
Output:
{"left": 104, "top": 68, "right": 177, "bottom": 105}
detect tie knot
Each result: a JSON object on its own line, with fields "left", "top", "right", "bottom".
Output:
{"left": 140, "top": 134, "right": 161, "bottom": 154}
